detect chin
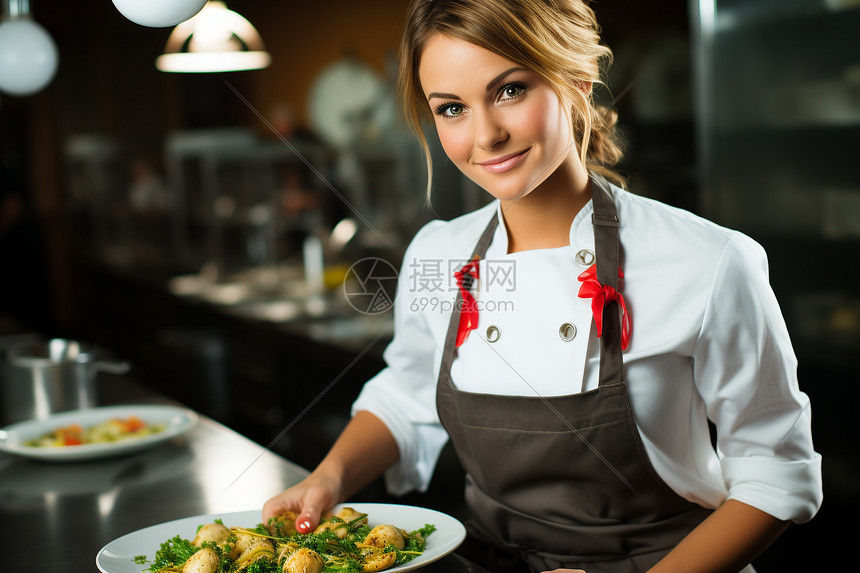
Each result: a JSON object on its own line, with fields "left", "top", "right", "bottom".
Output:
{"left": 486, "top": 188, "right": 533, "bottom": 203}
{"left": 474, "top": 176, "right": 545, "bottom": 203}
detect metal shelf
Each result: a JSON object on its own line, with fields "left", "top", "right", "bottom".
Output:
{"left": 715, "top": 0, "right": 860, "bottom": 31}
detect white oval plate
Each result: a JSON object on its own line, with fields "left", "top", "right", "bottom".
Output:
{"left": 96, "top": 503, "right": 466, "bottom": 573}
{"left": 0, "top": 405, "right": 198, "bottom": 462}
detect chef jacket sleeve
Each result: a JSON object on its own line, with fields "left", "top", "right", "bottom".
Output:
{"left": 692, "top": 235, "right": 823, "bottom": 523}
{"left": 351, "top": 220, "right": 451, "bottom": 495}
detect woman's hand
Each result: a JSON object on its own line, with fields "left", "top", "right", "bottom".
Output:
{"left": 262, "top": 470, "right": 343, "bottom": 533}
{"left": 262, "top": 411, "right": 400, "bottom": 534}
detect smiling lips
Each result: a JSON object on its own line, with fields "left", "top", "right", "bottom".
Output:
{"left": 476, "top": 148, "right": 531, "bottom": 173}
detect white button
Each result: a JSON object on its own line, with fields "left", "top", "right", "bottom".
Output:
{"left": 486, "top": 325, "right": 501, "bottom": 343}
{"left": 575, "top": 249, "right": 595, "bottom": 267}
{"left": 559, "top": 322, "right": 577, "bottom": 341}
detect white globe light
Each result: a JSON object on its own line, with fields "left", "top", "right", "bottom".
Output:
{"left": 0, "top": 18, "right": 59, "bottom": 97}
{"left": 112, "top": 0, "right": 209, "bottom": 28}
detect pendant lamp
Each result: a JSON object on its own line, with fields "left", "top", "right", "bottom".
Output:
{"left": 155, "top": 1, "right": 271, "bottom": 73}
{"left": 112, "top": 0, "right": 208, "bottom": 28}
{"left": 0, "top": 0, "right": 58, "bottom": 96}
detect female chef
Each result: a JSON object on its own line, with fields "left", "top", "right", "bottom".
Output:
{"left": 264, "top": 1, "right": 823, "bottom": 571}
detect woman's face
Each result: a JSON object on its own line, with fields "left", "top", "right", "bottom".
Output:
{"left": 418, "top": 34, "right": 579, "bottom": 202}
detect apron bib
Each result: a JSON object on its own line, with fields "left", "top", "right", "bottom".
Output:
{"left": 437, "top": 175, "right": 712, "bottom": 573}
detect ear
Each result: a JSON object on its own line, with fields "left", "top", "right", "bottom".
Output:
{"left": 574, "top": 80, "right": 593, "bottom": 95}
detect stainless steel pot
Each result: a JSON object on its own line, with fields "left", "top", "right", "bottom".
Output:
{"left": 0, "top": 339, "right": 130, "bottom": 424}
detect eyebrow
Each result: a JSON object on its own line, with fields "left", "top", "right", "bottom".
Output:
{"left": 426, "top": 91, "right": 459, "bottom": 101}
{"left": 426, "top": 67, "right": 528, "bottom": 101}
{"left": 485, "top": 67, "right": 528, "bottom": 92}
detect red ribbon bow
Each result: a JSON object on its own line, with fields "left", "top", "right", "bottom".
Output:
{"left": 577, "top": 264, "right": 631, "bottom": 350}
{"left": 454, "top": 257, "right": 480, "bottom": 347}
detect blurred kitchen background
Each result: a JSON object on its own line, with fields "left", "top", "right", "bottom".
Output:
{"left": 0, "top": 1, "right": 857, "bottom": 569}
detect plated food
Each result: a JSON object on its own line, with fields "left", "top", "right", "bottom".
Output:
{"left": 97, "top": 505, "right": 466, "bottom": 573}
{"left": 24, "top": 416, "right": 166, "bottom": 447}
{"left": 135, "top": 507, "right": 435, "bottom": 573}
{"left": 0, "top": 405, "right": 198, "bottom": 461}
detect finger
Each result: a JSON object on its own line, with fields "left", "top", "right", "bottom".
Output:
{"left": 297, "top": 485, "right": 337, "bottom": 534}
{"left": 296, "top": 507, "right": 319, "bottom": 534}
{"left": 261, "top": 497, "right": 288, "bottom": 523}
{"left": 262, "top": 490, "right": 304, "bottom": 523}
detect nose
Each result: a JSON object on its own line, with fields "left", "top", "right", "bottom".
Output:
{"left": 473, "top": 108, "right": 507, "bottom": 150}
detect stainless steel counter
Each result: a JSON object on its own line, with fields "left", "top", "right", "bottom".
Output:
{"left": 0, "top": 381, "right": 489, "bottom": 573}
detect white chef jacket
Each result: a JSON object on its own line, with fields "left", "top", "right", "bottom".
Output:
{"left": 352, "top": 182, "right": 823, "bottom": 525}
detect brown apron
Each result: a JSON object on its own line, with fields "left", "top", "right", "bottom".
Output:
{"left": 437, "top": 175, "right": 712, "bottom": 573}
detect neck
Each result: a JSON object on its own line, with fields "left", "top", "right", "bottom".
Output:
{"left": 500, "top": 162, "right": 592, "bottom": 253}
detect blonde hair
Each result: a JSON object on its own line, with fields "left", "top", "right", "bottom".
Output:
{"left": 397, "top": 0, "right": 626, "bottom": 197}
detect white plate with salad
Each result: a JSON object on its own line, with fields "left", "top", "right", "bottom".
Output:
{"left": 96, "top": 503, "right": 467, "bottom": 573}
{"left": 0, "top": 404, "right": 198, "bottom": 462}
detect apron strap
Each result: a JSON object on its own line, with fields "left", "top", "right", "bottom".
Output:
{"left": 590, "top": 174, "right": 624, "bottom": 386}
{"left": 438, "top": 213, "right": 499, "bottom": 380}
